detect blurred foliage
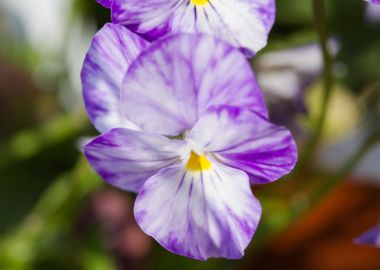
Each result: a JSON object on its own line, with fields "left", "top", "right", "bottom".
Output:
{"left": 0, "top": 0, "right": 379, "bottom": 269}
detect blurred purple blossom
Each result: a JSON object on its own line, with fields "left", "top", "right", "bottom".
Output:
{"left": 366, "top": 2, "right": 380, "bottom": 23}
{"left": 256, "top": 40, "right": 339, "bottom": 130}
{"left": 355, "top": 224, "right": 380, "bottom": 247}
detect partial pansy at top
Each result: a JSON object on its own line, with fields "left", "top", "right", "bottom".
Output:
{"left": 81, "top": 24, "right": 297, "bottom": 260}
{"left": 95, "top": 0, "right": 275, "bottom": 55}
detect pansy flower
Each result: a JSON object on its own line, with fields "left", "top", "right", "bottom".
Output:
{"left": 355, "top": 224, "right": 380, "bottom": 247}
{"left": 81, "top": 23, "right": 297, "bottom": 260}
{"left": 95, "top": 0, "right": 275, "bottom": 55}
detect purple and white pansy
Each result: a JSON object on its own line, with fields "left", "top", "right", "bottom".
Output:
{"left": 81, "top": 23, "right": 297, "bottom": 260}
{"left": 95, "top": 0, "right": 275, "bottom": 55}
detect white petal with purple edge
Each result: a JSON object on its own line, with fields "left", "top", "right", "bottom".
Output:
{"left": 189, "top": 106, "right": 298, "bottom": 184}
{"left": 120, "top": 34, "right": 268, "bottom": 136}
{"left": 134, "top": 162, "right": 261, "bottom": 260}
{"left": 111, "top": 0, "right": 275, "bottom": 54}
{"left": 84, "top": 128, "right": 185, "bottom": 192}
{"left": 81, "top": 23, "right": 149, "bottom": 133}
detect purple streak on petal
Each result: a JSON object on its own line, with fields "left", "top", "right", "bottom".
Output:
{"left": 134, "top": 163, "right": 261, "bottom": 260}
{"left": 96, "top": 0, "right": 112, "bottom": 8}
{"left": 120, "top": 33, "right": 268, "bottom": 136}
{"left": 111, "top": 0, "right": 175, "bottom": 38}
{"left": 81, "top": 23, "right": 149, "bottom": 133}
{"left": 189, "top": 106, "right": 297, "bottom": 184}
{"left": 355, "top": 224, "right": 380, "bottom": 247}
{"left": 84, "top": 128, "right": 184, "bottom": 193}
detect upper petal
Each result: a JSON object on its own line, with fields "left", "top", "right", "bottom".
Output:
{"left": 111, "top": 0, "right": 275, "bottom": 53}
{"left": 120, "top": 33, "right": 268, "bottom": 136}
{"left": 134, "top": 162, "right": 261, "bottom": 260}
{"left": 189, "top": 106, "right": 297, "bottom": 184}
{"left": 81, "top": 23, "right": 149, "bottom": 133}
{"left": 84, "top": 128, "right": 184, "bottom": 192}
{"left": 96, "top": 0, "right": 112, "bottom": 8}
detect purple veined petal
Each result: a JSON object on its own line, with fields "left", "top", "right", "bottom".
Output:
{"left": 84, "top": 128, "right": 185, "bottom": 193}
{"left": 189, "top": 106, "right": 297, "bottom": 184}
{"left": 81, "top": 23, "right": 149, "bottom": 133}
{"left": 111, "top": 0, "right": 275, "bottom": 54}
{"left": 355, "top": 224, "right": 380, "bottom": 247}
{"left": 134, "top": 162, "right": 261, "bottom": 260}
{"left": 96, "top": 0, "right": 112, "bottom": 8}
{"left": 120, "top": 33, "right": 268, "bottom": 136}
{"left": 111, "top": 0, "right": 177, "bottom": 40}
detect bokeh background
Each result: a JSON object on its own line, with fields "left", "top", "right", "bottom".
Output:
{"left": 0, "top": 0, "right": 379, "bottom": 269}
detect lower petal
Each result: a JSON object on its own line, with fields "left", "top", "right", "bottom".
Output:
{"left": 134, "top": 162, "right": 261, "bottom": 260}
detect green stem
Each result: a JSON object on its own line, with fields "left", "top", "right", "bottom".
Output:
{"left": 286, "top": 131, "right": 380, "bottom": 227}
{"left": 297, "top": 0, "right": 333, "bottom": 169}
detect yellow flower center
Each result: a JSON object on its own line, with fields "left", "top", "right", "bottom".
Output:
{"left": 191, "top": 0, "right": 209, "bottom": 6}
{"left": 186, "top": 151, "right": 212, "bottom": 172}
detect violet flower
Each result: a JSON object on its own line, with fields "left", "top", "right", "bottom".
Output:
{"left": 255, "top": 43, "right": 322, "bottom": 128}
{"left": 355, "top": 224, "right": 380, "bottom": 247}
{"left": 255, "top": 40, "right": 340, "bottom": 131}
{"left": 81, "top": 24, "right": 297, "bottom": 260}
{"left": 95, "top": 0, "right": 275, "bottom": 55}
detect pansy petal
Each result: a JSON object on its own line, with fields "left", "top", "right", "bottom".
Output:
{"left": 96, "top": 0, "right": 112, "bottom": 8}
{"left": 120, "top": 33, "right": 267, "bottom": 136}
{"left": 81, "top": 23, "right": 149, "bottom": 133}
{"left": 189, "top": 106, "right": 297, "bottom": 184}
{"left": 84, "top": 128, "right": 184, "bottom": 192}
{"left": 172, "top": 0, "right": 275, "bottom": 54}
{"left": 366, "top": 0, "right": 380, "bottom": 4}
{"left": 111, "top": 0, "right": 177, "bottom": 40}
{"left": 134, "top": 162, "right": 261, "bottom": 260}
{"left": 111, "top": 0, "right": 275, "bottom": 53}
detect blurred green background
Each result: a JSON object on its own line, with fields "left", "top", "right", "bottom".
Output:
{"left": 0, "top": 0, "right": 380, "bottom": 269}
